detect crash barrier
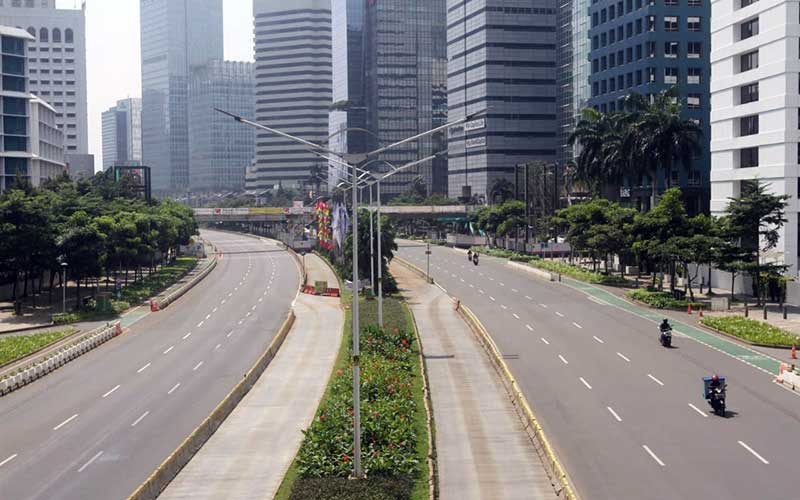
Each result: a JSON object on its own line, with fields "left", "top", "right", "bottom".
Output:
{"left": 155, "top": 256, "right": 218, "bottom": 311}
{"left": 776, "top": 363, "right": 800, "bottom": 390}
{"left": 127, "top": 310, "right": 296, "bottom": 500}
{"left": 395, "top": 256, "right": 579, "bottom": 500}
{"left": 508, "top": 260, "right": 558, "bottom": 281}
{"left": 0, "top": 322, "right": 122, "bottom": 396}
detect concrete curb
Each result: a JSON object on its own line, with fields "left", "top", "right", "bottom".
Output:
{"left": 395, "top": 256, "right": 579, "bottom": 500}
{"left": 508, "top": 260, "right": 557, "bottom": 281}
{"left": 404, "top": 301, "right": 438, "bottom": 500}
{"left": 156, "top": 255, "right": 218, "bottom": 310}
{"left": 0, "top": 322, "right": 56, "bottom": 336}
{"left": 698, "top": 321, "right": 798, "bottom": 351}
{"left": 456, "top": 304, "right": 579, "bottom": 500}
{"left": 0, "top": 322, "right": 122, "bottom": 397}
{"left": 127, "top": 310, "right": 296, "bottom": 500}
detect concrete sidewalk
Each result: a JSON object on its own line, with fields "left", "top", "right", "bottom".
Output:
{"left": 159, "top": 254, "right": 343, "bottom": 500}
{"left": 392, "top": 262, "right": 557, "bottom": 500}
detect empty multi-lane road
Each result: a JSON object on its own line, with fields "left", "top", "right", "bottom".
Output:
{"left": 0, "top": 230, "right": 299, "bottom": 500}
{"left": 399, "top": 242, "right": 800, "bottom": 500}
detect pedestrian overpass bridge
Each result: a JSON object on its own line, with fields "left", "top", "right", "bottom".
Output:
{"left": 193, "top": 205, "right": 477, "bottom": 224}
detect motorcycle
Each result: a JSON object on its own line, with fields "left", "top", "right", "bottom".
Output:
{"left": 703, "top": 376, "right": 727, "bottom": 417}
{"left": 659, "top": 327, "right": 672, "bottom": 348}
{"left": 467, "top": 250, "right": 473, "bottom": 261}
{"left": 472, "top": 253, "right": 479, "bottom": 266}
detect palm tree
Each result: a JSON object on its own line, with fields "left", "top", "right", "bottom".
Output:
{"left": 624, "top": 88, "right": 703, "bottom": 209}
{"left": 568, "top": 109, "right": 635, "bottom": 197}
{"left": 489, "top": 178, "right": 515, "bottom": 204}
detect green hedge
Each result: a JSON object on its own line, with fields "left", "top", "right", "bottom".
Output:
{"left": 701, "top": 316, "right": 800, "bottom": 347}
{"left": 0, "top": 329, "right": 75, "bottom": 366}
{"left": 281, "top": 296, "right": 428, "bottom": 500}
{"left": 527, "top": 259, "right": 627, "bottom": 285}
{"left": 626, "top": 289, "right": 702, "bottom": 310}
{"left": 471, "top": 246, "right": 534, "bottom": 262}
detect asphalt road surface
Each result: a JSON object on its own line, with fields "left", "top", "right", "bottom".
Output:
{"left": 399, "top": 242, "right": 800, "bottom": 500}
{"left": 0, "top": 230, "right": 299, "bottom": 500}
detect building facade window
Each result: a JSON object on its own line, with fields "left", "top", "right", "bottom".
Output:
{"left": 739, "top": 114, "right": 759, "bottom": 136}
{"left": 688, "top": 67, "right": 702, "bottom": 84}
{"left": 665, "top": 41, "right": 679, "bottom": 58}
{"left": 38, "top": 27, "right": 47, "bottom": 42}
{"left": 740, "top": 0, "right": 758, "bottom": 7}
{"left": 65, "top": 29, "right": 73, "bottom": 43}
{"left": 647, "top": 41, "right": 656, "bottom": 57}
{"left": 664, "top": 16, "right": 679, "bottom": 31}
{"left": 688, "top": 0, "right": 702, "bottom": 6}
{"left": 688, "top": 42, "right": 702, "bottom": 58}
{"left": 52, "top": 28, "right": 60, "bottom": 42}
{"left": 740, "top": 147, "right": 759, "bottom": 167}
{"left": 647, "top": 15, "right": 656, "bottom": 31}
{"left": 665, "top": 67, "right": 678, "bottom": 84}
{"left": 688, "top": 16, "right": 701, "bottom": 31}
{"left": 740, "top": 18, "right": 758, "bottom": 40}
{"left": 687, "top": 93, "right": 701, "bottom": 108}
{"left": 740, "top": 50, "right": 758, "bottom": 72}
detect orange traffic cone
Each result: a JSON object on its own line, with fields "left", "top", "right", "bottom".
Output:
{"left": 687, "top": 303, "right": 693, "bottom": 315}
{"left": 791, "top": 344, "right": 797, "bottom": 360}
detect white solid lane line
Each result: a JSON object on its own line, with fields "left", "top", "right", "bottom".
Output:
{"left": 688, "top": 403, "right": 708, "bottom": 418}
{"left": 168, "top": 383, "right": 181, "bottom": 395}
{"left": 131, "top": 411, "right": 150, "bottom": 427}
{"left": 163, "top": 346, "right": 174, "bottom": 355}
{"left": 53, "top": 413, "right": 78, "bottom": 431}
{"left": 579, "top": 377, "right": 593, "bottom": 389}
{"left": 193, "top": 361, "right": 204, "bottom": 371}
{"left": 558, "top": 354, "right": 569, "bottom": 365}
{"left": 102, "top": 385, "right": 121, "bottom": 399}
{"left": 77, "top": 451, "right": 104, "bottom": 473}
{"left": 573, "top": 322, "right": 583, "bottom": 329}
{"left": 556, "top": 311, "right": 565, "bottom": 317}
{"left": 593, "top": 336, "right": 605, "bottom": 344}
{"left": 137, "top": 362, "right": 151, "bottom": 374}
{"left": 526, "top": 324, "right": 534, "bottom": 331}
{"left": 0, "top": 454, "right": 17, "bottom": 468}
{"left": 738, "top": 441, "right": 770, "bottom": 464}
{"left": 513, "top": 313, "right": 520, "bottom": 319}
{"left": 642, "top": 445, "right": 666, "bottom": 466}
{"left": 616, "top": 352, "right": 631, "bottom": 362}
{"left": 607, "top": 407, "right": 623, "bottom": 422}
{"left": 541, "top": 338, "right": 550, "bottom": 345}
{"left": 182, "top": 332, "right": 192, "bottom": 340}
{"left": 647, "top": 374, "right": 665, "bottom": 386}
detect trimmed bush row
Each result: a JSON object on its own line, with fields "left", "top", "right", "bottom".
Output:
{"left": 626, "top": 289, "right": 702, "bottom": 310}
{"left": 0, "top": 329, "right": 75, "bottom": 366}
{"left": 701, "top": 316, "right": 800, "bottom": 347}
{"left": 526, "top": 259, "right": 628, "bottom": 285}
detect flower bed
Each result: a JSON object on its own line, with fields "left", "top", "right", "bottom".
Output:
{"left": 626, "top": 289, "right": 702, "bottom": 310}
{"left": 0, "top": 328, "right": 75, "bottom": 366}
{"left": 701, "top": 316, "right": 799, "bottom": 347}
{"left": 527, "top": 259, "right": 628, "bottom": 285}
{"left": 278, "top": 296, "right": 429, "bottom": 500}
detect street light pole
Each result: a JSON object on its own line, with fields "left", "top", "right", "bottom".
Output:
{"left": 369, "top": 188, "right": 374, "bottom": 297}
{"left": 351, "top": 159, "right": 363, "bottom": 479}
{"left": 61, "top": 263, "right": 68, "bottom": 314}
{"left": 376, "top": 179, "right": 383, "bottom": 327}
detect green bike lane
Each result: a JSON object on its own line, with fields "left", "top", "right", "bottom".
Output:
{"left": 563, "top": 277, "right": 782, "bottom": 376}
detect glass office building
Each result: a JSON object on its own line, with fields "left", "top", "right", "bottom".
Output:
{"left": 557, "top": 0, "right": 592, "bottom": 167}
{"left": 446, "top": 0, "right": 558, "bottom": 201}
{"left": 365, "top": 0, "right": 448, "bottom": 198}
{"left": 139, "top": 0, "right": 223, "bottom": 193}
{"left": 587, "top": 0, "right": 710, "bottom": 213}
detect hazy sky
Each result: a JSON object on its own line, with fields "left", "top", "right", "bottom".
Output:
{"left": 55, "top": 0, "right": 255, "bottom": 169}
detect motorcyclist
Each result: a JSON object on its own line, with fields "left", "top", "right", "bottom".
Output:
{"left": 473, "top": 252, "right": 479, "bottom": 265}
{"left": 659, "top": 319, "right": 672, "bottom": 333}
{"left": 467, "top": 249, "right": 473, "bottom": 260}
{"left": 709, "top": 374, "right": 723, "bottom": 392}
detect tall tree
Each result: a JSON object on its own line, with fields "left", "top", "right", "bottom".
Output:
{"left": 724, "top": 181, "right": 789, "bottom": 304}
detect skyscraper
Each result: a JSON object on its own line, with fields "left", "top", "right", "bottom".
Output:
{"left": 328, "top": 0, "right": 366, "bottom": 188}
{"left": 0, "top": 0, "right": 88, "bottom": 162}
{"left": 189, "top": 60, "right": 254, "bottom": 192}
{"left": 557, "top": 0, "right": 592, "bottom": 168}
{"left": 446, "top": 1, "right": 558, "bottom": 201}
{"left": 139, "top": 0, "right": 223, "bottom": 193}
{"left": 366, "top": 0, "right": 448, "bottom": 198}
{"left": 710, "top": 0, "right": 798, "bottom": 274}
{"left": 101, "top": 98, "right": 142, "bottom": 170}
{"left": 587, "top": 0, "right": 710, "bottom": 213}
{"left": 248, "top": 0, "right": 331, "bottom": 191}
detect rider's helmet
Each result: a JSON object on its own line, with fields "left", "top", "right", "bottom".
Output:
{"left": 711, "top": 374, "right": 719, "bottom": 382}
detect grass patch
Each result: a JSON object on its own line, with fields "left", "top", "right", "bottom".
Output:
{"left": 0, "top": 329, "right": 75, "bottom": 366}
{"left": 52, "top": 258, "right": 197, "bottom": 325}
{"left": 526, "top": 259, "right": 628, "bottom": 285}
{"left": 701, "top": 316, "right": 800, "bottom": 347}
{"left": 276, "top": 293, "right": 429, "bottom": 500}
{"left": 627, "top": 289, "right": 702, "bottom": 310}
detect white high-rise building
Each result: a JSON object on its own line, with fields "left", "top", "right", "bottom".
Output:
{"left": 0, "top": 0, "right": 87, "bottom": 162}
{"left": 248, "top": 0, "right": 331, "bottom": 191}
{"left": 710, "top": 0, "right": 799, "bottom": 275}
{"left": 102, "top": 98, "right": 142, "bottom": 170}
